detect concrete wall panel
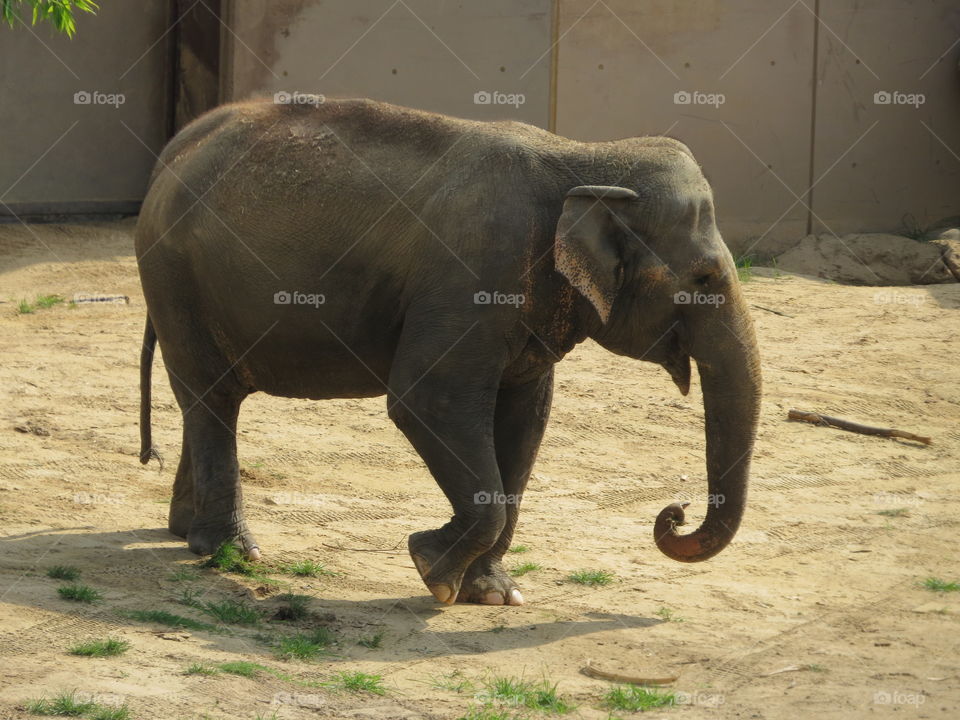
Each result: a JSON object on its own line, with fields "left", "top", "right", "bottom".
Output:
{"left": 0, "top": 1, "right": 170, "bottom": 214}
{"left": 225, "top": 0, "right": 553, "bottom": 128}
{"left": 555, "top": 0, "right": 816, "bottom": 256}
{"left": 811, "top": 0, "right": 960, "bottom": 236}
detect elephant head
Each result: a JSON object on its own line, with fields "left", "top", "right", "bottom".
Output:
{"left": 554, "top": 144, "right": 761, "bottom": 562}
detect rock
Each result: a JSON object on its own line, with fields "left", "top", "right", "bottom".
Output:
{"left": 920, "top": 216, "right": 960, "bottom": 241}
{"left": 774, "top": 233, "right": 955, "bottom": 285}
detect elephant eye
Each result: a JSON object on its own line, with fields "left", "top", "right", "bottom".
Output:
{"left": 694, "top": 274, "right": 711, "bottom": 286}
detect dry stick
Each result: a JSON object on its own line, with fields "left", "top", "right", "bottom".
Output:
{"left": 787, "top": 409, "right": 931, "bottom": 446}
{"left": 581, "top": 659, "right": 679, "bottom": 686}
{"left": 751, "top": 304, "right": 795, "bottom": 318}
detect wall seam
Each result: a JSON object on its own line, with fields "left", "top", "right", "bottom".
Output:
{"left": 806, "top": 0, "right": 820, "bottom": 236}
{"left": 219, "top": 0, "right": 235, "bottom": 103}
{"left": 548, "top": 0, "right": 560, "bottom": 133}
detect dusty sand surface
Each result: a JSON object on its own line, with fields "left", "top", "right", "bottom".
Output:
{"left": 0, "top": 220, "right": 958, "bottom": 720}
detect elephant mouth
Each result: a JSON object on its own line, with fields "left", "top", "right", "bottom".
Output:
{"left": 659, "top": 329, "right": 691, "bottom": 395}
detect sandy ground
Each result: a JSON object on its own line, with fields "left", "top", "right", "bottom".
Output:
{"left": 0, "top": 220, "right": 958, "bottom": 720}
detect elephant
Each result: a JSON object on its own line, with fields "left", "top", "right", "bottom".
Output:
{"left": 135, "top": 97, "right": 761, "bottom": 606}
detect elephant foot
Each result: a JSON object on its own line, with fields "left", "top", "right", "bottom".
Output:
{"left": 408, "top": 529, "right": 470, "bottom": 605}
{"left": 168, "top": 500, "right": 194, "bottom": 539}
{"left": 408, "top": 531, "right": 521, "bottom": 606}
{"left": 457, "top": 557, "right": 524, "bottom": 606}
{"left": 188, "top": 517, "right": 261, "bottom": 561}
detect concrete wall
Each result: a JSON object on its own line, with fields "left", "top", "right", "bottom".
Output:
{"left": 554, "top": 0, "right": 815, "bottom": 255}
{"left": 1, "top": 1, "right": 957, "bottom": 242}
{"left": 810, "top": 0, "right": 960, "bottom": 237}
{"left": 0, "top": 1, "right": 170, "bottom": 217}
{"left": 223, "top": 0, "right": 553, "bottom": 128}
{"left": 221, "top": 0, "right": 959, "bottom": 254}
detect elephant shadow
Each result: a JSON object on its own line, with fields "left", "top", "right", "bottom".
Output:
{"left": 0, "top": 526, "right": 662, "bottom": 662}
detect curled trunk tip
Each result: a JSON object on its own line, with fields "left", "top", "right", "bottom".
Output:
{"left": 654, "top": 501, "right": 736, "bottom": 563}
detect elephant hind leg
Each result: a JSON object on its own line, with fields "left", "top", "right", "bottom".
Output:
{"left": 168, "top": 432, "right": 193, "bottom": 538}
{"left": 181, "top": 391, "right": 260, "bottom": 560}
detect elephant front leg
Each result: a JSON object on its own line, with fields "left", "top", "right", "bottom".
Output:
{"left": 457, "top": 370, "right": 554, "bottom": 606}
{"left": 388, "top": 322, "right": 509, "bottom": 605}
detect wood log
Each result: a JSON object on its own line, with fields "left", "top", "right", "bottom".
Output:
{"left": 787, "top": 409, "right": 931, "bottom": 445}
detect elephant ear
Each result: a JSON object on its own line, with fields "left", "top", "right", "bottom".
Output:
{"left": 554, "top": 185, "right": 638, "bottom": 324}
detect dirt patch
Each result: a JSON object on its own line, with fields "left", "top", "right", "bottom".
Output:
{"left": 1, "top": 222, "right": 958, "bottom": 719}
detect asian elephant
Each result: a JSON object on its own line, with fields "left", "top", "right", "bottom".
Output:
{"left": 136, "top": 97, "right": 761, "bottom": 606}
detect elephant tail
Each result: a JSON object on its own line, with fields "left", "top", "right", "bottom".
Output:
{"left": 139, "top": 315, "right": 164, "bottom": 469}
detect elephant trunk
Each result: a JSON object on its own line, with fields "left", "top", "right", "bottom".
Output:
{"left": 654, "top": 295, "right": 761, "bottom": 562}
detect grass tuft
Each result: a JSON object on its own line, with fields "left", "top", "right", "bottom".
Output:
{"left": 23, "top": 691, "right": 129, "bottom": 719}
{"left": 68, "top": 638, "right": 130, "bottom": 658}
{"left": 509, "top": 562, "right": 541, "bottom": 578}
{"left": 567, "top": 569, "right": 614, "bottom": 587}
{"left": 185, "top": 663, "right": 220, "bottom": 676}
{"left": 275, "top": 627, "right": 336, "bottom": 661}
{"left": 122, "top": 609, "right": 217, "bottom": 632}
{"left": 923, "top": 577, "right": 960, "bottom": 593}
{"left": 507, "top": 545, "right": 529, "bottom": 554}
{"left": 200, "top": 541, "right": 259, "bottom": 575}
{"left": 36, "top": 294, "right": 65, "bottom": 309}
{"left": 274, "top": 593, "right": 311, "bottom": 621}
{"left": 736, "top": 256, "right": 754, "bottom": 282}
{"left": 89, "top": 706, "right": 130, "bottom": 720}
{"left": 197, "top": 598, "right": 261, "bottom": 625}
{"left": 479, "top": 675, "right": 574, "bottom": 713}
{"left": 17, "top": 294, "right": 65, "bottom": 315}
{"left": 655, "top": 606, "right": 684, "bottom": 623}
{"left": 876, "top": 508, "right": 909, "bottom": 517}
{"left": 284, "top": 560, "right": 338, "bottom": 577}
{"left": 358, "top": 631, "right": 385, "bottom": 649}
{"left": 219, "top": 661, "right": 269, "bottom": 678}
{"left": 602, "top": 684, "right": 676, "bottom": 712}
{"left": 180, "top": 589, "right": 261, "bottom": 625}
{"left": 47, "top": 565, "right": 81, "bottom": 581}
{"left": 58, "top": 584, "right": 103, "bottom": 603}
{"left": 327, "top": 671, "right": 386, "bottom": 695}
{"left": 24, "top": 691, "right": 94, "bottom": 716}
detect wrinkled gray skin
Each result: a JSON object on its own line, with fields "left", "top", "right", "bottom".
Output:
{"left": 136, "top": 98, "right": 761, "bottom": 606}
